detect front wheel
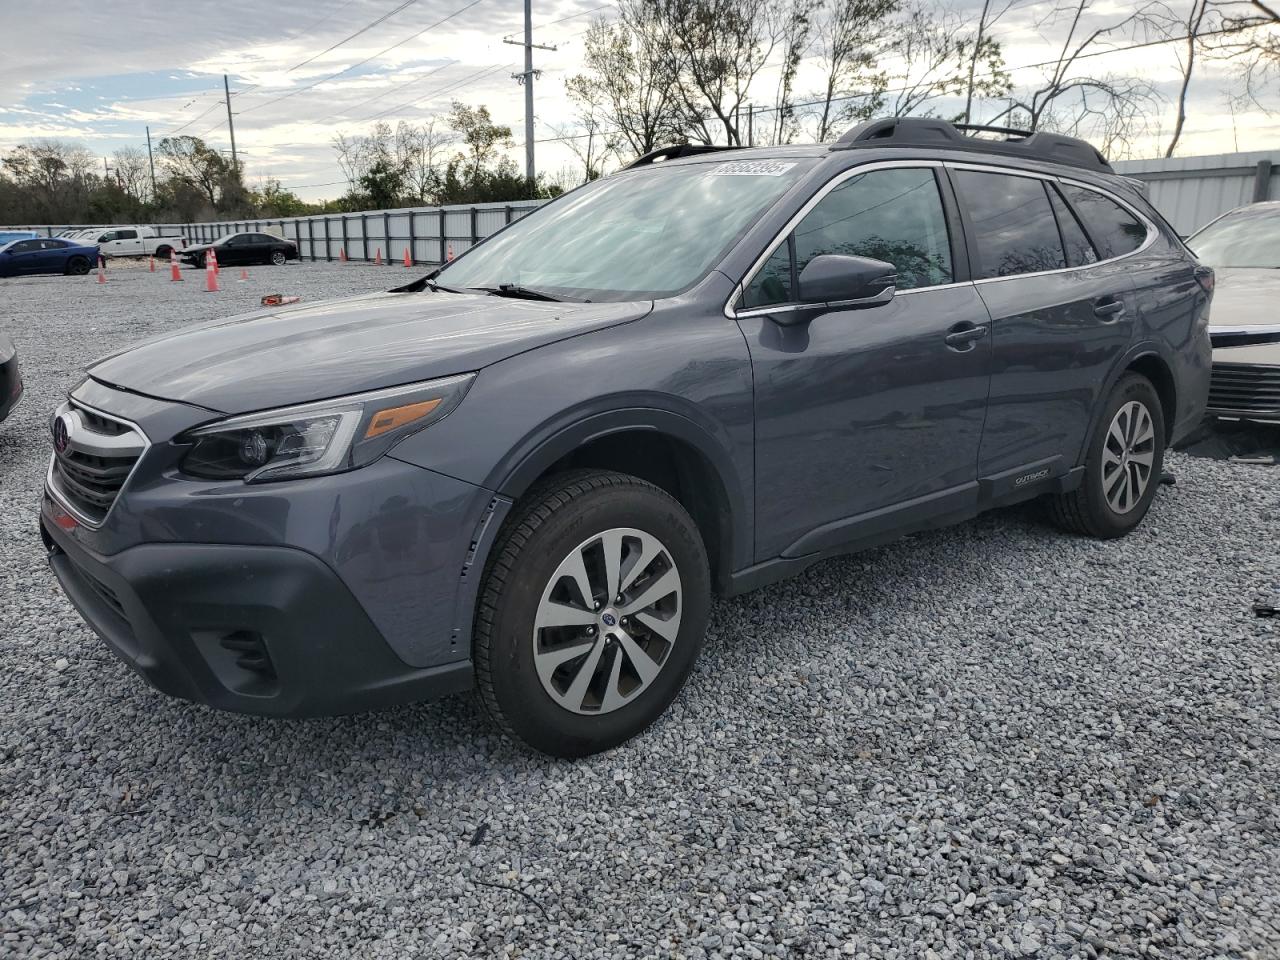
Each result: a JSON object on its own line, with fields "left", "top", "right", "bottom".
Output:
{"left": 474, "top": 471, "right": 710, "bottom": 757}
{"left": 1048, "top": 372, "right": 1166, "bottom": 538}
{"left": 270, "top": 250, "right": 287, "bottom": 266}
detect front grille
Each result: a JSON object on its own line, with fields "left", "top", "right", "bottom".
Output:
{"left": 49, "top": 400, "right": 148, "bottom": 525}
{"left": 1208, "top": 363, "right": 1280, "bottom": 417}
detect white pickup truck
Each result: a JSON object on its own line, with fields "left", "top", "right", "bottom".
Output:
{"left": 87, "top": 226, "right": 186, "bottom": 259}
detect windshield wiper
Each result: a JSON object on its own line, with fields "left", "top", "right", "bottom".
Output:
{"left": 424, "top": 278, "right": 476, "bottom": 295}
{"left": 479, "top": 283, "right": 581, "bottom": 303}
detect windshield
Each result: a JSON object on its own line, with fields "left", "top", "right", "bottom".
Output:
{"left": 437, "top": 158, "right": 812, "bottom": 301}
{"left": 1189, "top": 207, "right": 1280, "bottom": 268}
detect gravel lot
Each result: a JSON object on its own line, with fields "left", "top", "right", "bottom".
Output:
{"left": 1, "top": 262, "right": 1278, "bottom": 959}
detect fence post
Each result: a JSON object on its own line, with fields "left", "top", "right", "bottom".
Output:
{"left": 408, "top": 210, "right": 416, "bottom": 265}
{"left": 323, "top": 217, "right": 332, "bottom": 262}
{"left": 504, "top": 205, "right": 513, "bottom": 225}
{"left": 1254, "top": 160, "right": 1274, "bottom": 203}
{"left": 341, "top": 215, "right": 349, "bottom": 261}
{"left": 361, "top": 214, "right": 369, "bottom": 262}
{"left": 307, "top": 218, "right": 315, "bottom": 261}
{"left": 439, "top": 209, "right": 446, "bottom": 263}
{"left": 383, "top": 211, "right": 392, "bottom": 265}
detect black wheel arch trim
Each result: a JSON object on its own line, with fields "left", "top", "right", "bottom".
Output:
{"left": 482, "top": 403, "right": 751, "bottom": 592}
{"left": 1076, "top": 340, "right": 1178, "bottom": 466}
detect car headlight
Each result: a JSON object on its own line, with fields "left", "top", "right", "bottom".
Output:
{"left": 179, "top": 373, "right": 475, "bottom": 482}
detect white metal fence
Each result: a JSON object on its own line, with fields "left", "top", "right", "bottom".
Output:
{"left": 1114, "top": 150, "right": 1279, "bottom": 235}
{"left": 181, "top": 199, "right": 545, "bottom": 265}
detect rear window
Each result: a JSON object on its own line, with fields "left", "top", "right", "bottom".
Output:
{"left": 1059, "top": 184, "right": 1147, "bottom": 260}
{"left": 954, "top": 170, "right": 1065, "bottom": 279}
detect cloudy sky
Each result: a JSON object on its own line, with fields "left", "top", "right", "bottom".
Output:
{"left": 0, "top": 0, "right": 1276, "bottom": 201}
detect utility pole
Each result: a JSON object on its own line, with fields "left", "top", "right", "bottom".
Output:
{"left": 223, "top": 74, "right": 239, "bottom": 173}
{"left": 145, "top": 125, "right": 157, "bottom": 198}
{"left": 504, "top": 0, "right": 555, "bottom": 185}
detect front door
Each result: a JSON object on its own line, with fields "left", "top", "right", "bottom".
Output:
{"left": 736, "top": 163, "right": 992, "bottom": 561}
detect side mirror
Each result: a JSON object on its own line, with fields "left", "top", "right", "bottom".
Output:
{"left": 797, "top": 254, "right": 897, "bottom": 308}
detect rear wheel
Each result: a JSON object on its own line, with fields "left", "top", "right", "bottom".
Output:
{"left": 66, "top": 256, "right": 90, "bottom": 276}
{"left": 474, "top": 470, "right": 710, "bottom": 757}
{"left": 155, "top": 245, "right": 172, "bottom": 259}
{"left": 1049, "top": 372, "right": 1165, "bottom": 538}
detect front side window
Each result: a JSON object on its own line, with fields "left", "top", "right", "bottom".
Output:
{"left": 10, "top": 240, "right": 40, "bottom": 254}
{"left": 743, "top": 166, "right": 954, "bottom": 308}
{"left": 1060, "top": 184, "right": 1147, "bottom": 260}
{"left": 438, "top": 158, "right": 812, "bottom": 301}
{"left": 954, "top": 170, "right": 1066, "bottom": 279}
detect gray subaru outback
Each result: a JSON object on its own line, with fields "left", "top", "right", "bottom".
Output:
{"left": 42, "top": 118, "right": 1212, "bottom": 757}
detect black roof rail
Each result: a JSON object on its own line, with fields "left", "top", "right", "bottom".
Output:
{"left": 623, "top": 143, "right": 741, "bottom": 169}
{"left": 831, "top": 117, "right": 1113, "bottom": 174}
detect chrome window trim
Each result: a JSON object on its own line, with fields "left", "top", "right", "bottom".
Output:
{"left": 1209, "top": 322, "right": 1280, "bottom": 336}
{"left": 46, "top": 398, "right": 151, "bottom": 530}
{"left": 723, "top": 156, "right": 1163, "bottom": 320}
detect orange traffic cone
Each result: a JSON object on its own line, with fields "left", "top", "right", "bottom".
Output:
{"left": 339, "top": 249, "right": 348, "bottom": 262}
{"left": 205, "top": 255, "right": 219, "bottom": 293}
{"left": 446, "top": 243, "right": 454, "bottom": 262}
{"left": 149, "top": 256, "right": 155, "bottom": 272}
{"left": 403, "top": 247, "right": 412, "bottom": 267}
{"left": 96, "top": 257, "right": 106, "bottom": 284}
{"left": 238, "top": 268, "right": 248, "bottom": 282}
{"left": 170, "top": 250, "right": 183, "bottom": 281}
{"left": 209, "top": 248, "right": 219, "bottom": 275}
{"left": 374, "top": 247, "right": 383, "bottom": 265}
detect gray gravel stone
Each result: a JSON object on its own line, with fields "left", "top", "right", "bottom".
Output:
{"left": 1, "top": 262, "right": 1278, "bottom": 958}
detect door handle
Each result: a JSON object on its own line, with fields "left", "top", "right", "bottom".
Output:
{"left": 945, "top": 322, "right": 989, "bottom": 351}
{"left": 1093, "top": 296, "right": 1125, "bottom": 320}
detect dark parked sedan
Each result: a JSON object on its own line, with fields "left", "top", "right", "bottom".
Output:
{"left": 0, "top": 237, "right": 98, "bottom": 278}
{"left": 0, "top": 336, "right": 22, "bottom": 424}
{"left": 181, "top": 232, "right": 299, "bottom": 268}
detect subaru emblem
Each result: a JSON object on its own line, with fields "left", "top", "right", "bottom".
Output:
{"left": 601, "top": 612, "right": 617, "bottom": 627}
{"left": 52, "top": 414, "right": 71, "bottom": 454}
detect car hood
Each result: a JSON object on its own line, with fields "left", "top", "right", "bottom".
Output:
{"left": 1209, "top": 267, "right": 1280, "bottom": 327}
{"left": 87, "top": 290, "right": 651, "bottom": 414}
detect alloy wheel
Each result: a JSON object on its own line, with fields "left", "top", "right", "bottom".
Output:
{"left": 1102, "top": 400, "right": 1156, "bottom": 514}
{"left": 532, "top": 527, "right": 682, "bottom": 715}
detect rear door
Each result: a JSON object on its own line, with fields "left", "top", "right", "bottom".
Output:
{"left": 735, "top": 162, "right": 993, "bottom": 560}
{"left": 950, "top": 165, "right": 1137, "bottom": 494}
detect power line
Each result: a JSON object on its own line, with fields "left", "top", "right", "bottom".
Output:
{"left": 312, "top": 60, "right": 459, "bottom": 124}
{"left": 238, "top": 0, "right": 488, "bottom": 117}
{"left": 289, "top": 0, "right": 423, "bottom": 72}
{"left": 353, "top": 61, "right": 515, "bottom": 125}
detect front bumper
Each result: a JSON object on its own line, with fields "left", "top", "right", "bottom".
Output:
{"left": 41, "top": 495, "right": 473, "bottom": 716}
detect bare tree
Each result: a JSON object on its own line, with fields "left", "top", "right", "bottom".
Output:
{"left": 565, "top": 8, "right": 686, "bottom": 162}
{"left": 644, "top": 0, "right": 806, "bottom": 145}
{"left": 769, "top": 0, "right": 819, "bottom": 145}
{"left": 985, "top": 0, "right": 1163, "bottom": 155}
{"left": 963, "top": 0, "right": 1021, "bottom": 122}
{"left": 889, "top": 3, "right": 1012, "bottom": 118}
{"left": 396, "top": 119, "right": 456, "bottom": 203}
{"left": 157, "top": 135, "right": 228, "bottom": 207}
{"left": 112, "top": 146, "right": 151, "bottom": 203}
{"left": 810, "top": 0, "right": 900, "bottom": 140}
{"left": 1149, "top": 0, "right": 1211, "bottom": 156}
{"left": 1205, "top": 0, "right": 1280, "bottom": 107}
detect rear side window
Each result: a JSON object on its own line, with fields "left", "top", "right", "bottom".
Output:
{"left": 1047, "top": 186, "right": 1098, "bottom": 267}
{"left": 954, "top": 170, "right": 1065, "bottom": 279}
{"left": 116, "top": 229, "right": 138, "bottom": 240}
{"left": 1059, "top": 184, "right": 1147, "bottom": 260}
{"left": 744, "top": 166, "right": 953, "bottom": 307}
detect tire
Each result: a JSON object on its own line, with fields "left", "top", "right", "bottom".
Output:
{"left": 1048, "top": 372, "right": 1166, "bottom": 539}
{"left": 65, "top": 256, "right": 90, "bottom": 276}
{"left": 270, "top": 250, "right": 287, "bottom": 266}
{"left": 474, "top": 470, "right": 711, "bottom": 757}
{"left": 155, "top": 245, "right": 172, "bottom": 260}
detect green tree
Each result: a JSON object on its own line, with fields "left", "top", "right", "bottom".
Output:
{"left": 157, "top": 135, "right": 228, "bottom": 208}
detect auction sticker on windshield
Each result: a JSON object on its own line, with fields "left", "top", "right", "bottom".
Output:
{"left": 710, "top": 160, "right": 798, "bottom": 177}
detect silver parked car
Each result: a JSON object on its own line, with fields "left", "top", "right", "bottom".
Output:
{"left": 1188, "top": 201, "right": 1280, "bottom": 421}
